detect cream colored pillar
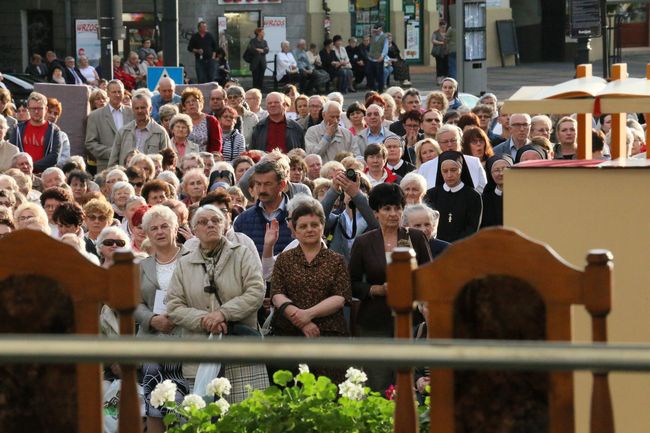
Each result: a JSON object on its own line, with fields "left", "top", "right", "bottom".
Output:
{"left": 390, "top": 0, "right": 405, "bottom": 59}
{"left": 307, "top": 0, "right": 352, "bottom": 46}
{"left": 423, "top": 0, "right": 439, "bottom": 66}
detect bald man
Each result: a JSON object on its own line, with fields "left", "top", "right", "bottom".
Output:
{"left": 151, "top": 77, "right": 182, "bottom": 122}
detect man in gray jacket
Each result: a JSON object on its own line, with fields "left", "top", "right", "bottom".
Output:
{"left": 108, "top": 93, "right": 170, "bottom": 167}
{"left": 305, "top": 100, "right": 360, "bottom": 162}
{"left": 85, "top": 80, "right": 134, "bottom": 171}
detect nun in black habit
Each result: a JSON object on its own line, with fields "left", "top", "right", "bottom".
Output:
{"left": 481, "top": 154, "right": 513, "bottom": 228}
{"left": 424, "top": 150, "right": 483, "bottom": 243}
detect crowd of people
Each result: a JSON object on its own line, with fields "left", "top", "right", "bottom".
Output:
{"left": 2, "top": 19, "right": 648, "bottom": 431}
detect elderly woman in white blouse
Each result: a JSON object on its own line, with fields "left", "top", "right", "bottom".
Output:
{"left": 135, "top": 205, "right": 189, "bottom": 433}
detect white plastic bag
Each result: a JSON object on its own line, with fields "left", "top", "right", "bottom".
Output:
{"left": 193, "top": 333, "right": 222, "bottom": 396}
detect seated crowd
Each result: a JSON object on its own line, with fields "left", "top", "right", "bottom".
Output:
{"left": 0, "top": 60, "right": 646, "bottom": 431}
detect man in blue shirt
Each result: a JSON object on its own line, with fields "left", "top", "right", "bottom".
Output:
{"left": 151, "top": 77, "right": 181, "bottom": 122}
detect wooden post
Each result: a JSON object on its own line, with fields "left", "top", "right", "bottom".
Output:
{"left": 646, "top": 64, "right": 650, "bottom": 159}
{"left": 576, "top": 64, "right": 593, "bottom": 159}
{"left": 609, "top": 64, "right": 628, "bottom": 159}
{"left": 584, "top": 250, "right": 615, "bottom": 433}
{"left": 387, "top": 248, "right": 418, "bottom": 433}
{"left": 111, "top": 252, "right": 141, "bottom": 433}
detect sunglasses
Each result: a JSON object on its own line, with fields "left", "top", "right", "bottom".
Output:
{"left": 87, "top": 214, "right": 108, "bottom": 222}
{"left": 130, "top": 181, "right": 144, "bottom": 188}
{"left": 212, "top": 170, "right": 233, "bottom": 180}
{"left": 102, "top": 239, "right": 126, "bottom": 247}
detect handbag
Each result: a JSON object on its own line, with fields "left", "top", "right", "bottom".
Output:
{"left": 193, "top": 333, "right": 222, "bottom": 397}
{"left": 243, "top": 45, "right": 255, "bottom": 63}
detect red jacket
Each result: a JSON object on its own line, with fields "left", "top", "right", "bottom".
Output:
{"left": 206, "top": 114, "right": 223, "bottom": 154}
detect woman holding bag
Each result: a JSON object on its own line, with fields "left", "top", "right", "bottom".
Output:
{"left": 431, "top": 20, "right": 449, "bottom": 85}
{"left": 166, "top": 205, "right": 268, "bottom": 403}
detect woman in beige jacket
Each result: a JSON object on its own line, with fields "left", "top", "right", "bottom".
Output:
{"left": 166, "top": 204, "right": 268, "bottom": 402}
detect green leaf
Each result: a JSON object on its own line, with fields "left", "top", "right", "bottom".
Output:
{"left": 273, "top": 370, "right": 294, "bottom": 387}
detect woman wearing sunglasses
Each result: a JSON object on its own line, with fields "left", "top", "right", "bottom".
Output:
{"left": 96, "top": 226, "right": 130, "bottom": 269}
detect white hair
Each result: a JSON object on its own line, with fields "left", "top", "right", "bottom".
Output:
{"left": 400, "top": 172, "right": 427, "bottom": 193}
{"left": 322, "top": 100, "right": 342, "bottom": 114}
{"left": 142, "top": 204, "right": 179, "bottom": 232}
{"left": 366, "top": 103, "right": 385, "bottom": 118}
{"left": 42, "top": 166, "right": 65, "bottom": 179}
{"left": 287, "top": 193, "right": 322, "bottom": 217}
{"left": 190, "top": 204, "right": 225, "bottom": 230}
{"left": 111, "top": 181, "right": 135, "bottom": 202}
{"left": 11, "top": 152, "right": 33, "bottom": 167}
{"left": 157, "top": 170, "right": 180, "bottom": 195}
{"left": 436, "top": 124, "right": 463, "bottom": 145}
{"left": 107, "top": 169, "right": 128, "bottom": 183}
{"left": 96, "top": 226, "right": 131, "bottom": 259}
{"left": 402, "top": 204, "right": 440, "bottom": 238}
{"left": 327, "top": 92, "right": 344, "bottom": 105}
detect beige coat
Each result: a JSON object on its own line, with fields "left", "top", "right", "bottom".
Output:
{"left": 85, "top": 104, "right": 134, "bottom": 172}
{"left": 239, "top": 109, "right": 259, "bottom": 147}
{"left": 0, "top": 140, "right": 19, "bottom": 172}
{"left": 166, "top": 238, "right": 265, "bottom": 336}
{"left": 108, "top": 119, "right": 170, "bottom": 167}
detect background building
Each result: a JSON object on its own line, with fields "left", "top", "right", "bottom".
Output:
{"left": 0, "top": 0, "right": 648, "bottom": 79}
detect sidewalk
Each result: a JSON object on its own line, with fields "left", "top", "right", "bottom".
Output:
{"left": 409, "top": 48, "right": 650, "bottom": 101}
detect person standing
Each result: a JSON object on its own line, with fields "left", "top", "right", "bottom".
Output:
{"left": 108, "top": 93, "right": 170, "bottom": 167}
{"left": 248, "top": 28, "right": 269, "bottom": 91}
{"left": 431, "top": 20, "right": 449, "bottom": 84}
{"left": 8, "top": 92, "right": 62, "bottom": 173}
{"left": 85, "top": 80, "right": 134, "bottom": 172}
{"left": 187, "top": 21, "right": 218, "bottom": 84}
{"left": 367, "top": 22, "right": 388, "bottom": 92}
{"left": 446, "top": 23, "right": 457, "bottom": 79}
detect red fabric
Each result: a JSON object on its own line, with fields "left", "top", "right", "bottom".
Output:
{"left": 206, "top": 114, "right": 223, "bottom": 154}
{"left": 266, "top": 117, "right": 288, "bottom": 153}
{"left": 22, "top": 122, "right": 48, "bottom": 163}
{"left": 113, "top": 66, "right": 136, "bottom": 91}
{"left": 385, "top": 167, "right": 399, "bottom": 183}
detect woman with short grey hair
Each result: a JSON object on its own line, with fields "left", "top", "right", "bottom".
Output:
{"left": 137, "top": 205, "right": 189, "bottom": 432}
{"left": 401, "top": 203, "right": 449, "bottom": 259}
{"left": 166, "top": 204, "right": 269, "bottom": 403}
{"left": 158, "top": 103, "right": 180, "bottom": 136}
{"left": 110, "top": 181, "right": 135, "bottom": 221}
{"left": 400, "top": 172, "right": 428, "bottom": 205}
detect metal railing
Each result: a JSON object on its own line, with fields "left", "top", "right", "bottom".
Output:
{"left": 3, "top": 335, "right": 650, "bottom": 372}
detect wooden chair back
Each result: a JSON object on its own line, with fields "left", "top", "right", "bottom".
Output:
{"left": 0, "top": 230, "right": 141, "bottom": 433}
{"left": 387, "top": 227, "right": 614, "bottom": 433}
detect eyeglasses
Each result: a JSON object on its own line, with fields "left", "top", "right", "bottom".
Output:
{"left": 510, "top": 123, "right": 530, "bottom": 129}
{"left": 438, "top": 138, "right": 458, "bottom": 145}
{"left": 477, "top": 114, "right": 491, "bottom": 120}
{"left": 196, "top": 216, "right": 222, "bottom": 226}
{"left": 102, "top": 239, "right": 126, "bottom": 247}
{"left": 17, "top": 215, "right": 35, "bottom": 222}
{"left": 404, "top": 123, "right": 420, "bottom": 129}
{"left": 130, "top": 181, "right": 144, "bottom": 188}
{"left": 423, "top": 118, "right": 441, "bottom": 123}
{"left": 87, "top": 214, "right": 108, "bottom": 222}
{"left": 28, "top": 106, "right": 44, "bottom": 111}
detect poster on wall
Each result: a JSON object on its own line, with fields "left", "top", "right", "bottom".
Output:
{"left": 486, "top": 0, "right": 502, "bottom": 7}
{"left": 263, "top": 16, "right": 286, "bottom": 76}
{"left": 405, "top": 22, "right": 420, "bottom": 60}
{"left": 75, "top": 19, "right": 101, "bottom": 66}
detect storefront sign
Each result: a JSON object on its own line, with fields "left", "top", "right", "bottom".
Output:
{"left": 263, "top": 16, "right": 286, "bottom": 76}
{"left": 217, "top": 0, "right": 280, "bottom": 4}
{"left": 405, "top": 21, "right": 420, "bottom": 60}
{"left": 570, "top": 0, "right": 602, "bottom": 38}
{"left": 75, "top": 19, "right": 101, "bottom": 66}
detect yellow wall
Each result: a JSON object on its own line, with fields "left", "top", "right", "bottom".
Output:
{"left": 487, "top": 7, "right": 516, "bottom": 67}
{"left": 505, "top": 166, "right": 650, "bottom": 433}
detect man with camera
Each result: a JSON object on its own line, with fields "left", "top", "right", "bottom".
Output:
{"left": 305, "top": 100, "right": 360, "bottom": 163}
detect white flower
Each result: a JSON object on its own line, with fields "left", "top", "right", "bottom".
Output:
{"left": 345, "top": 367, "right": 368, "bottom": 385}
{"left": 298, "top": 364, "right": 310, "bottom": 374}
{"left": 206, "top": 377, "right": 232, "bottom": 398}
{"left": 338, "top": 380, "right": 367, "bottom": 401}
{"left": 182, "top": 394, "right": 206, "bottom": 411}
{"left": 215, "top": 397, "right": 230, "bottom": 415}
{"left": 151, "top": 379, "right": 177, "bottom": 408}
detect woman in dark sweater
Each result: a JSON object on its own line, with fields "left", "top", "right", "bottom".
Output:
{"left": 349, "top": 183, "right": 431, "bottom": 392}
{"left": 481, "top": 154, "right": 512, "bottom": 228}
{"left": 424, "top": 150, "right": 482, "bottom": 243}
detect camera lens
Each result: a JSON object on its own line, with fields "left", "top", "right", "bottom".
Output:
{"left": 345, "top": 168, "right": 357, "bottom": 181}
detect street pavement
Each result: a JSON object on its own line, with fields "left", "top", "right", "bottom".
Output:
{"left": 236, "top": 48, "right": 648, "bottom": 104}
{"left": 409, "top": 48, "right": 650, "bottom": 102}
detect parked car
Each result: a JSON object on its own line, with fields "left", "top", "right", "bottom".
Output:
{"left": 1, "top": 73, "right": 44, "bottom": 105}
